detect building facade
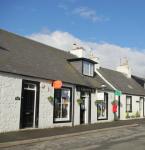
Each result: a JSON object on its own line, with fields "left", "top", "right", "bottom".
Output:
{"left": 0, "top": 29, "right": 145, "bottom": 133}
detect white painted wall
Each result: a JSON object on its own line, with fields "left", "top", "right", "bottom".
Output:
{"left": 108, "top": 92, "right": 115, "bottom": 121}
{"left": 91, "top": 92, "right": 97, "bottom": 124}
{"left": 120, "top": 94, "right": 145, "bottom": 120}
{"left": 0, "top": 72, "right": 144, "bottom": 133}
{"left": 38, "top": 81, "right": 54, "bottom": 128}
{"left": 0, "top": 73, "right": 75, "bottom": 133}
{"left": 0, "top": 73, "right": 22, "bottom": 133}
{"left": 39, "top": 82, "right": 74, "bottom": 128}
{"left": 73, "top": 89, "right": 80, "bottom": 126}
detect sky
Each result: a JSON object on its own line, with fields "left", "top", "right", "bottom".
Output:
{"left": 1, "top": 0, "right": 145, "bottom": 77}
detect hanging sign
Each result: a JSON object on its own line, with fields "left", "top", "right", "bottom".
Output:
{"left": 115, "top": 90, "right": 122, "bottom": 96}
{"left": 97, "top": 92, "right": 104, "bottom": 100}
{"left": 76, "top": 86, "right": 95, "bottom": 93}
{"left": 53, "top": 80, "right": 62, "bottom": 89}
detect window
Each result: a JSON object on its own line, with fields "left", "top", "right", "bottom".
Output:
{"left": 54, "top": 87, "right": 72, "bottom": 122}
{"left": 126, "top": 96, "right": 132, "bottom": 112}
{"left": 83, "top": 61, "right": 94, "bottom": 76}
{"left": 97, "top": 93, "right": 108, "bottom": 120}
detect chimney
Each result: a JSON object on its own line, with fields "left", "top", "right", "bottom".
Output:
{"left": 70, "top": 43, "right": 86, "bottom": 58}
{"left": 116, "top": 58, "right": 131, "bottom": 78}
{"left": 88, "top": 50, "right": 100, "bottom": 70}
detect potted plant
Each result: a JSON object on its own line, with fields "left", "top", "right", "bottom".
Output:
{"left": 126, "top": 112, "right": 130, "bottom": 119}
{"left": 135, "top": 111, "right": 140, "bottom": 118}
{"left": 48, "top": 96, "right": 54, "bottom": 103}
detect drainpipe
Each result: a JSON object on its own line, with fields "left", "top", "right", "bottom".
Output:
{"left": 72, "top": 87, "right": 75, "bottom": 127}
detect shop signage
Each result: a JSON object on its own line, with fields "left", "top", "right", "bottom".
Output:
{"left": 115, "top": 90, "right": 122, "bottom": 96}
{"left": 97, "top": 92, "right": 104, "bottom": 100}
{"left": 76, "top": 86, "right": 95, "bottom": 93}
{"left": 53, "top": 80, "right": 62, "bottom": 89}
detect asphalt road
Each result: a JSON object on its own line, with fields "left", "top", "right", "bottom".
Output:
{"left": 1, "top": 124, "right": 145, "bottom": 150}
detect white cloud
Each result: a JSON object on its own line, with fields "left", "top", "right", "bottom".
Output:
{"left": 27, "top": 30, "right": 145, "bottom": 77}
{"left": 73, "top": 7, "right": 108, "bottom": 22}
{"left": 57, "top": 3, "right": 68, "bottom": 10}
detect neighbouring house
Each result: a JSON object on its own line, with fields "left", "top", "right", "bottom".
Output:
{"left": 96, "top": 60, "right": 145, "bottom": 120}
{"left": 0, "top": 29, "right": 145, "bottom": 133}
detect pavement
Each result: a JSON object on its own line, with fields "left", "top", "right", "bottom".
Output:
{"left": 0, "top": 118, "right": 145, "bottom": 148}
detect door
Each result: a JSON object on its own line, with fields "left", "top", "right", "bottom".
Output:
{"left": 80, "top": 97, "right": 85, "bottom": 124}
{"left": 20, "top": 80, "right": 40, "bottom": 128}
{"left": 88, "top": 93, "right": 91, "bottom": 124}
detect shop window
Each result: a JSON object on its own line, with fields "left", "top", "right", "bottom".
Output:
{"left": 126, "top": 96, "right": 132, "bottom": 112}
{"left": 54, "top": 87, "right": 72, "bottom": 122}
{"left": 97, "top": 93, "right": 108, "bottom": 120}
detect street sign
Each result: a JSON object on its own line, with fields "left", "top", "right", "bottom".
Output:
{"left": 115, "top": 90, "right": 122, "bottom": 96}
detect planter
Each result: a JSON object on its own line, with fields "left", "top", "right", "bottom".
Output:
{"left": 48, "top": 96, "right": 54, "bottom": 104}
{"left": 77, "top": 99, "right": 83, "bottom": 105}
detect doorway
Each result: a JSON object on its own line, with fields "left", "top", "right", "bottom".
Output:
{"left": 80, "top": 92, "right": 91, "bottom": 124}
{"left": 20, "top": 80, "right": 40, "bottom": 129}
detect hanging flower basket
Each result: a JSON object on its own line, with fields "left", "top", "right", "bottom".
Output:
{"left": 48, "top": 96, "right": 54, "bottom": 103}
{"left": 77, "top": 98, "right": 83, "bottom": 105}
{"left": 95, "top": 100, "right": 103, "bottom": 105}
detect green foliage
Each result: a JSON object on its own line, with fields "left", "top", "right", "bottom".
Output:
{"left": 126, "top": 112, "right": 130, "bottom": 119}
{"left": 97, "top": 109, "right": 101, "bottom": 116}
{"left": 135, "top": 111, "right": 140, "bottom": 118}
{"left": 48, "top": 96, "right": 54, "bottom": 103}
{"left": 126, "top": 111, "right": 141, "bottom": 119}
{"left": 130, "top": 114, "right": 136, "bottom": 118}
{"left": 77, "top": 99, "right": 83, "bottom": 105}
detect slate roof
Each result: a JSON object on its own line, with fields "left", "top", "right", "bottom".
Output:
{"left": 132, "top": 75, "right": 145, "bottom": 88}
{"left": 0, "top": 29, "right": 113, "bottom": 90}
{"left": 97, "top": 67, "right": 145, "bottom": 96}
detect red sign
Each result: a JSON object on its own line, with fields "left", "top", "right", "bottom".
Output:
{"left": 112, "top": 103, "right": 117, "bottom": 113}
{"left": 53, "top": 80, "right": 62, "bottom": 89}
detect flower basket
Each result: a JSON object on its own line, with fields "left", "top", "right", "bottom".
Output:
{"left": 135, "top": 111, "right": 140, "bottom": 118}
{"left": 77, "top": 99, "right": 83, "bottom": 105}
{"left": 48, "top": 96, "right": 54, "bottom": 103}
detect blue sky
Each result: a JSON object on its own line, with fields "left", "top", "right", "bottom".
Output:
{"left": 1, "top": 0, "right": 145, "bottom": 49}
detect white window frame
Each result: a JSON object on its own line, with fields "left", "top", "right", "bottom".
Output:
{"left": 83, "top": 61, "right": 94, "bottom": 76}
{"left": 54, "top": 87, "right": 72, "bottom": 122}
{"left": 126, "top": 96, "right": 132, "bottom": 112}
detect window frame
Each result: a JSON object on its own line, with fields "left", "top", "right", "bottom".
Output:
{"left": 97, "top": 92, "right": 108, "bottom": 120}
{"left": 82, "top": 61, "right": 94, "bottom": 77}
{"left": 126, "top": 96, "right": 132, "bottom": 112}
{"left": 53, "top": 87, "right": 72, "bottom": 123}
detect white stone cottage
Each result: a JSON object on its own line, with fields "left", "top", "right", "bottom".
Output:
{"left": 96, "top": 61, "right": 145, "bottom": 120}
{"left": 0, "top": 29, "right": 145, "bottom": 133}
